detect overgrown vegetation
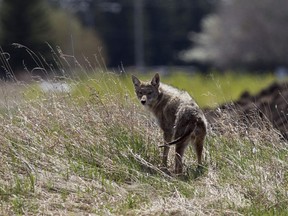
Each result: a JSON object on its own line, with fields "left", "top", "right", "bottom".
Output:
{"left": 0, "top": 71, "right": 287, "bottom": 215}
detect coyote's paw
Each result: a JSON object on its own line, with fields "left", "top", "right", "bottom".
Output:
{"left": 159, "top": 167, "right": 171, "bottom": 176}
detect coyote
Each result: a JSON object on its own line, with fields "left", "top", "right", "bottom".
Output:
{"left": 132, "top": 73, "right": 207, "bottom": 174}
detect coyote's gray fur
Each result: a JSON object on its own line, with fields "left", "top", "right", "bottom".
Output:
{"left": 132, "top": 73, "right": 207, "bottom": 174}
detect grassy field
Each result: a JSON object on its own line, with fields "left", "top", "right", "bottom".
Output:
{"left": 0, "top": 71, "right": 287, "bottom": 215}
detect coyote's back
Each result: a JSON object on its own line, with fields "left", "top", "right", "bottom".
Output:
{"left": 132, "top": 73, "right": 207, "bottom": 175}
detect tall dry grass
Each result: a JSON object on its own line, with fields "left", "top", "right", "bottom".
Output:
{"left": 0, "top": 72, "right": 287, "bottom": 215}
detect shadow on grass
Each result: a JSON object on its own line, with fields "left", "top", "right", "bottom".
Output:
{"left": 178, "top": 164, "right": 207, "bottom": 181}
{"left": 136, "top": 160, "right": 207, "bottom": 182}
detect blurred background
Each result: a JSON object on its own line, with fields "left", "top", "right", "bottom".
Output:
{"left": 0, "top": 0, "right": 288, "bottom": 79}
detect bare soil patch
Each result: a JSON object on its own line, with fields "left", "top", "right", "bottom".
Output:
{"left": 205, "top": 82, "right": 288, "bottom": 140}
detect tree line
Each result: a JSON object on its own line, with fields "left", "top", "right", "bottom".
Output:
{"left": 49, "top": 0, "right": 216, "bottom": 67}
{"left": 1, "top": 0, "right": 287, "bottom": 79}
{"left": 0, "top": 0, "right": 215, "bottom": 78}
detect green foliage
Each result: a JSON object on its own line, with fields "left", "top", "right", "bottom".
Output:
{"left": 49, "top": 9, "right": 106, "bottom": 67}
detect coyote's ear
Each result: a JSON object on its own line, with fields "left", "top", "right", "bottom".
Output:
{"left": 132, "top": 75, "right": 141, "bottom": 87}
{"left": 151, "top": 73, "right": 160, "bottom": 88}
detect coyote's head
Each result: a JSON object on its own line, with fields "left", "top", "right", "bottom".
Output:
{"left": 132, "top": 73, "right": 160, "bottom": 107}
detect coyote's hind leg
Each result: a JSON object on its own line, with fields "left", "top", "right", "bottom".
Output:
{"left": 194, "top": 125, "right": 206, "bottom": 166}
{"left": 175, "top": 141, "right": 189, "bottom": 174}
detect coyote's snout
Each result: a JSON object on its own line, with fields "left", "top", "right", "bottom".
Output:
{"left": 140, "top": 95, "right": 147, "bottom": 105}
{"left": 132, "top": 73, "right": 207, "bottom": 174}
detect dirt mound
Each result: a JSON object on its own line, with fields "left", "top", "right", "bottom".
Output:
{"left": 205, "top": 82, "right": 288, "bottom": 140}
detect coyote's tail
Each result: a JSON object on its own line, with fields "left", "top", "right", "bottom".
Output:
{"left": 158, "top": 123, "right": 195, "bottom": 148}
{"left": 158, "top": 117, "right": 206, "bottom": 148}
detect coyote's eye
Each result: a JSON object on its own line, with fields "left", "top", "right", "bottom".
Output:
{"left": 137, "top": 90, "right": 142, "bottom": 95}
{"left": 147, "top": 91, "right": 153, "bottom": 96}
